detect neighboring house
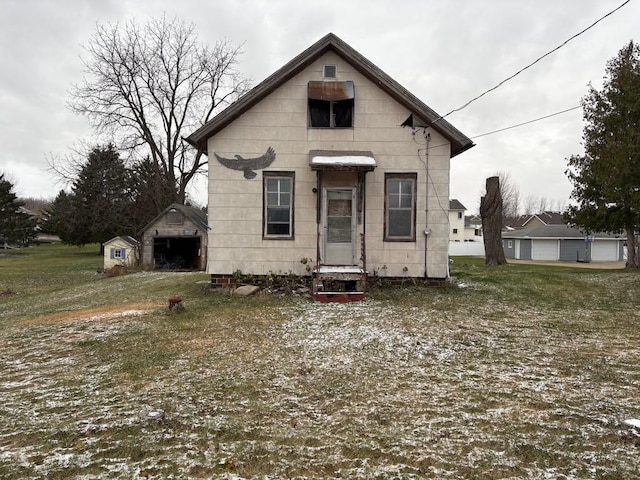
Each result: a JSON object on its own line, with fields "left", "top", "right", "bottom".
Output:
{"left": 507, "top": 211, "right": 565, "bottom": 230}
{"left": 186, "top": 33, "right": 473, "bottom": 299}
{"left": 449, "top": 199, "right": 466, "bottom": 242}
{"left": 449, "top": 208, "right": 485, "bottom": 257}
{"left": 139, "top": 203, "right": 209, "bottom": 270}
{"left": 103, "top": 236, "right": 138, "bottom": 270}
{"left": 502, "top": 225, "right": 625, "bottom": 262}
{"left": 464, "top": 214, "right": 483, "bottom": 242}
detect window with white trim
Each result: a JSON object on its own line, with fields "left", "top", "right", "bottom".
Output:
{"left": 385, "top": 173, "right": 417, "bottom": 241}
{"left": 264, "top": 172, "right": 294, "bottom": 238}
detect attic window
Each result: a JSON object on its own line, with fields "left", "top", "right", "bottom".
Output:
{"left": 166, "top": 209, "right": 184, "bottom": 225}
{"left": 308, "top": 81, "right": 354, "bottom": 128}
{"left": 323, "top": 65, "right": 337, "bottom": 78}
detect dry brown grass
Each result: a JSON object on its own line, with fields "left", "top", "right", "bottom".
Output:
{"left": 1, "top": 248, "right": 640, "bottom": 478}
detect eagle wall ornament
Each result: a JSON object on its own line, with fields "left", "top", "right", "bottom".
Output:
{"left": 214, "top": 147, "right": 276, "bottom": 179}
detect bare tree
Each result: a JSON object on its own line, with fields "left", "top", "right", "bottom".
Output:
{"left": 522, "top": 195, "right": 537, "bottom": 215}
{"left": 495, "top": 171, "right": 520, "bottom": 219}
{"left": 536, "top": 196, "right": 549, "bottom": 214}
{"left": 69, "top": 15, "right": 250, "bottom": 203}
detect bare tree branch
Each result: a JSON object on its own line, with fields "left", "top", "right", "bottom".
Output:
{"left": 69, "top": 15, "right": 250, "bottom": 203}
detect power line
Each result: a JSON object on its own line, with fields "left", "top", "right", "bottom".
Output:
{"left": 414, "top": 104, "right": 583, "bottom": 152}
{"left": 433, "top": 0, "right": 631, "bottom": 123}
{"left": 470, "top": 105, "right": 582, "bottom": 139}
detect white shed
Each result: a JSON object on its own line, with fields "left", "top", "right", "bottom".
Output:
{"left": 103, "top": 236, "right": 139, "bottom": 270}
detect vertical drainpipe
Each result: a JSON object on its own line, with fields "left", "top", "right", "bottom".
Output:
{"left": 316, "top": 170, "right": 321, "bottom": 267}
{"left": 361, "top": 171, "right": 367, "bottom": 291}
{"left": 424, "top": 132, "right": 431, "bottom": 278}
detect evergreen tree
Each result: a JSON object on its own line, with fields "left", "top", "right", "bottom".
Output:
{"left": 42, "top": 190, "right": 76, "bottom": 244}
{"left": 566, "top": 41, "right": 640, "bottom": 268}
{"left": 45, "top": 145, "right": 135, "bottom": 246}
{"left": 0, "top": 174, "right": 38, "bottom": 246}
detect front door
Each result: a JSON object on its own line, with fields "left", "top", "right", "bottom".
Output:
{"left": 323, "top": 188, "right": 356, "bottom": 265}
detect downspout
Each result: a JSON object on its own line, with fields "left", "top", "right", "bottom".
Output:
{"left": 360, "top": 171, "right": 367, "bottom": 292}
{"left": 316, "top": 170, "right": 321, "bottom": 267}
{"left": 423, "top": 132, "right": 431, "bottom": 278}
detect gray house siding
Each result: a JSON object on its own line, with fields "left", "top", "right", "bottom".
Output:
{"left": 559, "top": 239, "right": 588, "bottom": 262}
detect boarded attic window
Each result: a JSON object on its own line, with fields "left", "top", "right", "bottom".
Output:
{"left": 166, "top": 209, "right": 184, "bottom": 225}
{"left": 323, "top": 65, "right": 337, "bottom": 78}
{"left": 308, "top": 81, "right": 354, "bottom": 128}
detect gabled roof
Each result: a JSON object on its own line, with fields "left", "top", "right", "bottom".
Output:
{"left": 186, "top": 33, "right": 474, "bottom": 157}
{"left": 140, "top": 203, "right": 209, "bottom": 234}
{"left": 449, "top": 199, "right": 466, "bottom": 211}
{"left": 508, "top": 211, "right": 566, "bottom": 229}
{"left": 465, "top": 214, "right": 482, "bottom": 227}
{"left": 528, "top": 211, "right": 566, "bottom": 226}
{"left": 103, "top": 235, "right": 138, "bottom": 247}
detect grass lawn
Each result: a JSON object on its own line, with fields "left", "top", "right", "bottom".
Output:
{"left": 1, "top": 245, "right": 639, "bottom": 479}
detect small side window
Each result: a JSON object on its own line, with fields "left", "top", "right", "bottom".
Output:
{"left": 384, "top": 173, "right": 417, "bottom": 242}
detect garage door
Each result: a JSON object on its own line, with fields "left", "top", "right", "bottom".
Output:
{"left": 591, "top": 241, "right": 619, "bottom": 261}
{"left": 532, "top": 240, "right": 559, "bottom": 261}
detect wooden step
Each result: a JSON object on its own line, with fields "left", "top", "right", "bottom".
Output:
{"left": 312, "top": 265, "right": 367, "bottom": 302}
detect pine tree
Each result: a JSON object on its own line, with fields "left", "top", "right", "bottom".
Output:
{"left": 0, "top": 174, "right": 38, "bottom": 246}
{"left": 566, "top": 41, "right": 640, "bottom": 268}
{"left": 44, "top": 145, "right": 135, "bottom": 246}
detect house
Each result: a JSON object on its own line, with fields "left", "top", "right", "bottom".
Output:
{"left": 506, "top": 211, "right": 565, "bottom": 231}
{"left": 139, "top": 203, "right": 209, "bottom": 270}
{"left": 449, "top": 200, "right": 466, "bottom": 242}
{"left": 103, "top": 236, "right": 138, "bottom": 270}
{"left": 502, "top": 224, "right": 625, "bottom": 262}
{"left": 464, "top": 214, "right": 483, "bottom": 242}
{"left": 186, "top": 33, "right": 473, "bottom": 299}
{"left": 448, "top": 203, "right": 485, "bottom": 257}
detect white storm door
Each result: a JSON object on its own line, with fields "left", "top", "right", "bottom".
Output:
{"left": 323, "top": 188, "right": 356, "bottom": 265}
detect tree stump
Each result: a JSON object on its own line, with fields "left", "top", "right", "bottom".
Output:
{"left": 481, "top": 176, "right": 507, "bottom": 266}
{"left": 168, "top": 295, "right": 184, "bottom": 312}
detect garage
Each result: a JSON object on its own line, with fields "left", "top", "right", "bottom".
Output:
{"left": 532, "top": 239, "right": 558, "bottom": 261}
{"left": 140, "top": 203, "right": 209, "bottom": 271}
{"left": 590, "top": 240, "right": 620, "bottom": 261}
{"left": 153, "top": 236, "right": 202, "bottom": 270}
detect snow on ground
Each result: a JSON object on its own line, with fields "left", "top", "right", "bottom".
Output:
{"left": 1, "top": 295, "right": 639, "bottom": 478}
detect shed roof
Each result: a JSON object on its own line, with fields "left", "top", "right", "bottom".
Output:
{"left": 502, "top": 224, "right": 624, "bottom": 240}
{"left": 185, "top": 33, "right": 474, "bottom": 158}
{"left": 103, "top": 235, "right": 138, "bottom": 247}
{"left": 140, "top": 203, "right": 209, "bottom": 235}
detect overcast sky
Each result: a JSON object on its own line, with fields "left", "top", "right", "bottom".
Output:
{"left": 1, "top": 0, "right": 637, "bottom": 213}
